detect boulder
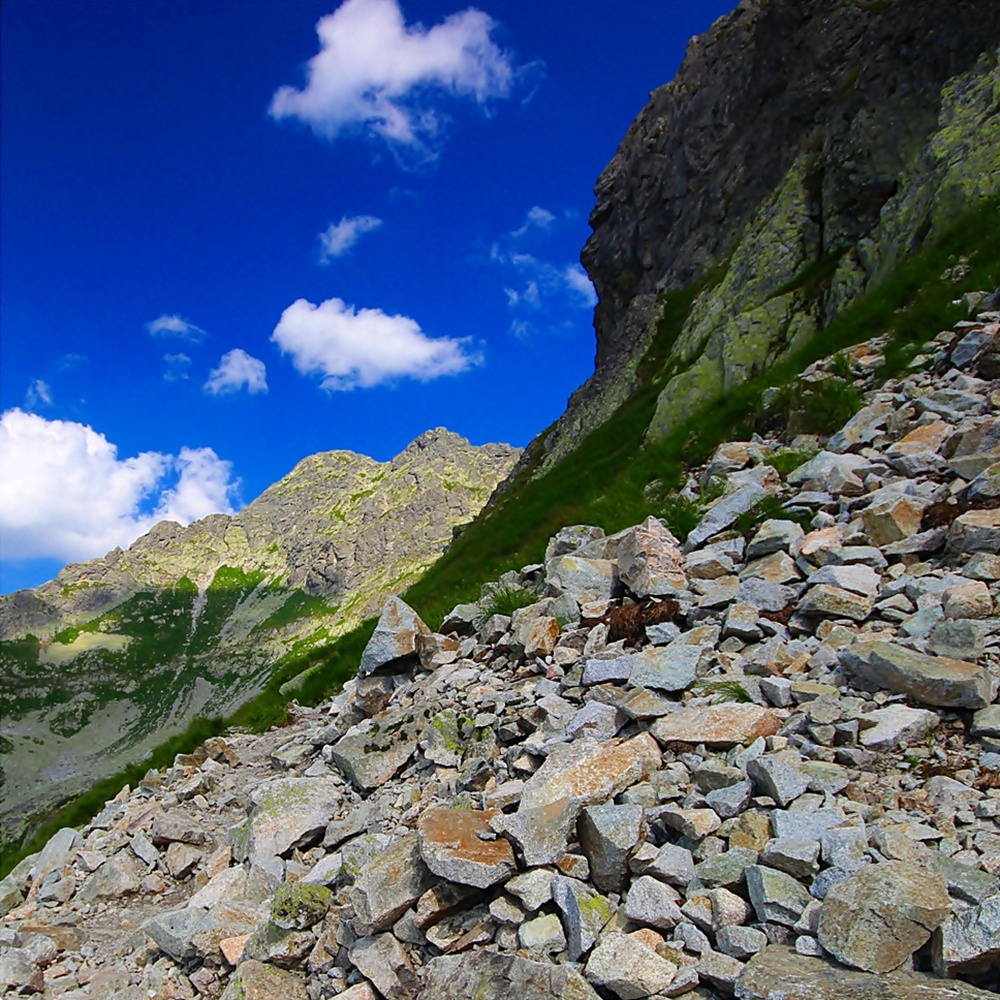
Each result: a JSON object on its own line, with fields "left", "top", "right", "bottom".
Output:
{"left": 818, "top": 861, "right": 952, "bottom": 973}
{"left": 650, "top": 704, "right": 782, "bottom": 747}
{"left": 219, "top": 960, "right": 308, "bottom": 1000}
{"left": 578, "top": 804, "right": 645, "bottom": 894}
{"left": 736, "top": 944, "right": 996, "bottom": 999}
{"left": 840, "top": 640, "right": 996, "bottom": 709}
{"left": 584, "top": 932, "right": 678, "bottom": 999}
{"left": 358, "top": 597, "right": 430, "bottom": 675}
{"left": 617, "top": 516, "right": 687, "bottom": 597}
{"left": 418, "top": 806, "right": 516, "bottom": 889}
{"left": 350, "top": 834, "right": 437, "bottom": 935}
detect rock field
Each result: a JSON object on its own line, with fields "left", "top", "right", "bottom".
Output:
{"left": 2, "top": 310, "right": 999, "bottom": 998}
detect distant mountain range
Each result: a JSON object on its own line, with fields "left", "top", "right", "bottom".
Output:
{"left": 0, "top": 428, "right": 518, "bottom": 853}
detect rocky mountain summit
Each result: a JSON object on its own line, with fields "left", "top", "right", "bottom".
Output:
{"left": 0, "top": 430, "right": 518, "bottom": 863}
{"left": 3, "top": 311, "right": 998, "bottom": 998}
{"left": 525, "top": 0, "right": 1000, "bottom": 473}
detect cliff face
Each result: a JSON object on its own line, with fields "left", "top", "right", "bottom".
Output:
{"left": 527, "top": 0, "right": 1000, "bottom": 471}
{"left": 0, "top": 429, "right": 518, "bottom": 854}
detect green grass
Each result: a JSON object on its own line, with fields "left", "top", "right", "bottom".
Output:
{"left": 473, "top": 582, "right": 540, "bottom": 628}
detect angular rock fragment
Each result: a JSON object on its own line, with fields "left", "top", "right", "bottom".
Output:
{"left": 840, "top": 640, "right": 996, "bottom": 709}
{"left": 421, "top": 952, "right": 601, "bottom": 1000}
{"left": 359, "top": 597, "right": 430, "bottom": 675}
{"left": 499, "top": 735, "right": 660, "bottom": 866}
{"left": 584, "top": 932, "right": 677, "bottom": 999}
{"left": 351, "top": 834, "right": 437, "bottom": 935}
{"left": 617, "top": 516, "right": 687, "bottom": 597}
{"left": 651, "top": 704, "right": 782, "bottom": 747}
{"left": 818, "top": 861, "right": 951, "bottom": 973}
{"left": 418, "top": 806, "right": 516, "bottom": 889}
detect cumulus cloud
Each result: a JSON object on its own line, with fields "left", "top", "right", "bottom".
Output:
{"left": 269, "top": 0, "right": 517, "bottom": 159}
{"left": 0, "top": 409, "right": 239, "bottom": 564}
{"left": 319, "top": 214, "right": 383, "bottom": 262}
{"left": 146, "top": 314, "right": 208, "bottom": 340}
{"left": 204, "top": 349, "right": 269, "bottom": 396}
{"left": 272, "top": 297, "right": 479, "bottom": 391}
{"left": 25, "top": 379, "right": 53, "bottom": 409}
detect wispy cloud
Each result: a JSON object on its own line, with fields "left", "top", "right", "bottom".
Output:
{"left": 319, "top": 214, "right": 383, "bottom": 262}
{"left": 488, "top": 207, "right": 596, "bottom": 334}
{"left": 511, "top": 205, "right": 555, "bottom": 238}
{"left": 163, "top": 353, "right": 192, "bottom": 382}
{"left": 0, "top": 409, "right": 239, "bottom": 564}
{"left": 204, "top": 349, "right": 269, "bottom": 396}
{"left": 25, "top": 379, "right": 53, "bottom": 409}
{"left": 269, "top": 0, "right": 520, "bottom": 162}
{"left": 272, "top": 296, "right": 479, "bottom": 391}
{"left": 146, "top": 314, "right": 208, "bottom": 341}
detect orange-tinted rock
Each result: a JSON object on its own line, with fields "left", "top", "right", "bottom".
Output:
{"left": 418, "top": 807, "right": 516, "bottom": 889}
{"left": 650, "top": 704, "right": 782, "bottom": 747}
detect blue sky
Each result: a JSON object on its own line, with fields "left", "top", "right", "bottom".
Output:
{"left": 0, "top": 0, "right": 733, "bottom": 593}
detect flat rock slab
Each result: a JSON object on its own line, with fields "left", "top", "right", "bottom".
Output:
{"left": 418, "top": 806, "right": 516, "bottom": 889}
{"left": 421, "top": 951, "right": 601, "bottom": 1000}
{"left": 651, "top": 704, "right": 782, "bottom": 747}
{"left": 818, "top": 860, "right": 952, "bottom": 973}
{"left": 840, "top": 640, "right": 996, "bottom": 709}
{"left": 735, "top": 945, "right": 995, "bottom": 999}
{"left": 500, "top": 735, "right": 661, "bottom": 866}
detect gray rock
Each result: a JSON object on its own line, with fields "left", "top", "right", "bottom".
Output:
{"left": 762, "top": 838, "right": 820, "bottom": 879}
{"left": 840, "top": 639, "right": 997, "bottom": 709}
{"left": 771, "top": 807, "right": 846, "bottom": 842}
{"left": 578, "top": 804, "right": 645, "bottom": 894}
{"left": 706, "top": 780, "right": 754, "bottom": 819}
{"left": 422, "top": 951, "right": 602, "bottom": 1000}
{"left": 686, "top": 483, "right": 769, "bottom": 552}
{"left": 717, "top": 924, "right": 768, "bottom": 960}
{"left": 694, "top": 846, "right": 758, "bottom": 889}
{"left": 820, "top": 821, "right": 869, "bottom": 874}
{"left": 145, "top": 907, "right": 208, "bottom": 963}
{"left": 585, "top": 932, "right": 678, "bottom": 999}
{"left": 351, "top": 834, "right": 437, "bottom": 935}
{"left": 746, "top": 865, "right": 813, "bottom": 927}
{"left": 697, "top": 948, "right": 746, "bottom": 996}
{"left": 243, "top": 776, "right": 342, "bottom": 864}
{"left": 359, "top": 596, "right": 430, "bottom": 675}
{"left": 736, "top": 943, "right": 997, "bottom": 999}
{"left": 932, "top": 891, "right": 1000, "bottom": 981}
{"left": 746, "top": 520, "right": 805, "bottom": 560}
{"left": 566, "top": 701, "right": 625, "bottom": 741}
{"left": 818, "top": 861, "right": 952, "bottom": 973}
{"left": 747, "top": 753, "right": 811, "bottom": 808}
{"left": 545, "top": 554, "right": 621, "bottom": 605}
{"left": 518, "top": 913, "right": 567, "bottom": 954}
{"left": 629, "top": 642, "right": 708, "bottom": 692}
{"left": 551, "top": 875, "right": 615, "bottom": 961}
{"left": 330, "top": 711, "right": 420, "bottom": 791}
{"left": 417, "top": 806, "right": 516, "bottom": 889}
{"left": 858, "top": 705, "right": 939, "bottom": 749}
{"left": 506, "top": 870, "right": 555, "bottom": 912}
{"left": 624, "top": 875, "right": 683, "bottom": 930}
{"left": 348, "top": 933, "right": 418, "bottom": 1000}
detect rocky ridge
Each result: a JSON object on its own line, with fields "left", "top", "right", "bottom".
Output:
{"left": 2, "top": 314, "right": 999, "bottom": 997}
{"left": 0, "top": 430, "right": 518, "bottom": 862}
{"left": 523, "top": 0, "right": 1000, "bottom": 475}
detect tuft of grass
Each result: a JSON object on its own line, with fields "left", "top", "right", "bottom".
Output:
{"left": 473, "top": 582, "right": 540, "bottom": 629}
{"left": 767, "top": 447, "right": 820, "bottom": 478}
{"left": 693, "top": 678, "right": 753, "bottom": 703}
{"left": 657, "top": 492, "right": 703, "bottom": 542}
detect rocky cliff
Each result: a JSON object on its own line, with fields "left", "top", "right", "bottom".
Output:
{"left": 524, "top": 0, "right": 1000, "bottom": 474}
{"left": 2, "top": 310, "right": 998, "bottom": 999}
{"left": 0, "top": 429, "right": 519, "bottom": 858}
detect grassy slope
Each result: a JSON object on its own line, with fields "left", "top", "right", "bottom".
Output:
{"left": 3, "top": 194, "right": 998, "bottom": 878}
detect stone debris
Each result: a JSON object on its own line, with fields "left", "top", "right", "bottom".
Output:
{"left": 2, "top": 318, "right": 1000, "bottom": 999}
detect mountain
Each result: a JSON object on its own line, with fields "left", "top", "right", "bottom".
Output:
{"left": 521, "top": 0, "right": 1000, "bottom": 476}
{"left": 0, "top": 429, "right": 519, "bottom": 855}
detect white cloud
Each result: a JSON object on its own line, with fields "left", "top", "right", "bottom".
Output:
{"left": 272, "top": 297, "right": 479, "bottom": 391}
{"left": 0, "top": 409, "right": 239, "bottom": 564}
{"left": 319, "top": 214, "right": 383, "bottom": 262}
{"left": 511, "top": 205, "right": 555, "bottom": 237}
{"left": 25, "top": 379, "right": 53, "bottom": 409}
{"left": 269, "top": 0, "right": 516, "bottom": 159}
{"left": 204, "top": 349, "right": 269, "bottom": 396}
{"left": 146, "top": 314, "right": 208, "bottom": 340}
{"left": 563, "top": 263, "right": 598, "bottom": 307}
